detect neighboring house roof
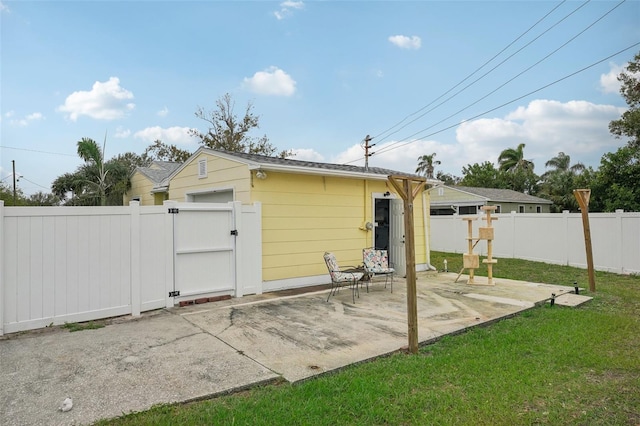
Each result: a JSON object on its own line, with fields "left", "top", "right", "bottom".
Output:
{"left": 136, "top": 161, "right": 181, "bottom": 192}
{"left": 170, "top": 147, "right": 437, "bottom": 183}
{"left": 431, "top": 185, "right": 552, "bottom": 204}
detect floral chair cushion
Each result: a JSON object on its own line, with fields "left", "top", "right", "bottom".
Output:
{"left": 324, "top": 252, "right": 364, "bottom": 282}
{"left": 362, "top": 248, "right": 394, "bottom": 274}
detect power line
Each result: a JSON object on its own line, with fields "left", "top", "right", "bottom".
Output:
{"left": 373, "top": 0, "right": 627, "bottom": 158}
{"left": 0, "top": 145, "right": 76, "bottom": 157}
{"left": 373, "top": 0, "right": 593, "bottom": 146}
{"left": 371, "top": 0, "right": 572, "bottom": 143}
{"left": 371, "top": 42, "right": 640, "bottom": 159}
{"left": 19, "top": 177, "right": 50, "bottom": 191}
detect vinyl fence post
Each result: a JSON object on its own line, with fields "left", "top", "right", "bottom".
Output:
{"left": 164, "top": 201, "right": 177, "bottom": 308}
{"left": 0, "top": 200, "right": 4, "bottom": 336}
{"left": 232, "top": 201, "right": 243, "bottom": 298}
{"left": 510, "top": 211, "right": 516, "bottom": 258}
{"left": 563, "top": 210, "right": 570, "bottom": 266}
{"left": 130, "top": 201, "right": 141, "bottom": 317}
{"left": 615, "top": 209, "right": 624, "bottom": 274}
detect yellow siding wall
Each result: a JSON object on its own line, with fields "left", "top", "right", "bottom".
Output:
{"left": 251, "top": 172, "right": 427, "bottom": 282}
{"left": 432, "top": 186, "right": 484, "bottom": 202}
{"left": 154, "top": 192, "right": 167, "bottom": 205}
{"left": 169, "top": 153, "right": 251, "bottom": 203}
{"left": 125, "top": 172, "right": 156, "bottom": 205}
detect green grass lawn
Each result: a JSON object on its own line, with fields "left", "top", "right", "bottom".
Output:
{"left": 99, "top": 252, "right": 640, "bottom": 425}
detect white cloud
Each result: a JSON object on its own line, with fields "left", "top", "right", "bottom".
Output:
{"left": 332, "top": 139, "right": 448, "bottom": 175}
{"left": 274, "top": 1, "right": 304, "bottom": 20}
{"left": 388, "top": 35, "right": 421, "bottom": 50}
{"left": 157, "top": 106, "right": 169, "bottom": 117}
{"left": 8, "top": 111, "right": 44, "bottom": 127}
{"left": 242, "top": 66, "right": 296, "bottom": 96}
{"left": 0, "top": 2, "right": 10, "bottom": 13}
{"left": 289, "top": 148, "right": 324, "bottom": 162}
{"left": 600, "top": 61, "right": 640, "bottom": 95}
{"left": 600, "top": 62, "right": 624, "bottom": 94}
{"left": 133, "top": 126, "right": 197, "bottom": 145}
{"left": 57, "top": 77, "right": 135, "bottom": 121}
{"left": 455, "top": 99, "right": 625, "bottom": 172}
{"left": 114, "top": 126, "right": 131, "bottom": 138}
{"left": 326, "top": 99, "right": 625, "bottom": 179}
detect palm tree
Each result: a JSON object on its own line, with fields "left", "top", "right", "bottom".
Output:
{"left": 415, "top": 153, "right": 441, "bottom": 179}
{"left": 543, "top": 152, "right": 585, "bottom": 176}
{"left": 498, "top": 143, "right": 538, "bottom": 193}
{"left": 76, "top": 136, "right": 109, "bottom": 206}
{"left": 540, "top": 152, "right": 586, "bottom": 212}
{"left": 52, "top": 135, "right": 134, "bottom": 206}
{"left": 498, "top": 143, "right": 534, "bottom": 173}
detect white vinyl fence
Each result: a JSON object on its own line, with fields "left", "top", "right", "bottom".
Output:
{"left": 429, "top": 210, "right": 640, "bottom": 275}
{"left": 0, "top": 201, "right": 262, "bottom": 335}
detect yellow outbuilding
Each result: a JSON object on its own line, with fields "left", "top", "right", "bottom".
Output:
{"left": 126, "top": 147, "right": 438, "bottom": 293}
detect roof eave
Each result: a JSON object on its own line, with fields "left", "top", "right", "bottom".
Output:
{"left": 249, "top": 163, "right": 438, "bottom": 183}
{"left": 150, "top": 185, "right": 169, "bottom": 194}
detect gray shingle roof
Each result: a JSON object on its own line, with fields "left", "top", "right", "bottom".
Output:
{"left": 137, "top": 161, "right": 181, "bottom": 184}
{"left": 210, "top": 149, "right": 424, "bottom": 179}
{"left": 452, "top": 186, "right": 553, "bottom": 204}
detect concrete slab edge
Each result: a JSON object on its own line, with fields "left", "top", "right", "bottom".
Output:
{"left": 290, "top": 305, "right": 539, "bottom": 385}
{"left": 98, "top": 376, "right": 285, "bottom": 423}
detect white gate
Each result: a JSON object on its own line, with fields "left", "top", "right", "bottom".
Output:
{"left": 169, "top": 203, "right": 238, "bottom": 301}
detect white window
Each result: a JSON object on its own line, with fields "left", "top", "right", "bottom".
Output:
{"left": 494, "top": 205, "right": 501, "bottom": 213}
{"left": 437, "top": 187, "right": 444, "bottom": 196}
{"left": 198, "top": 159, "right": 207, "bottom": 178}
{"left": 536, "top": 205, "right": 542, "bottom": 213}
{"left": 518, "top": 205, "right": 525, "bottom": 213}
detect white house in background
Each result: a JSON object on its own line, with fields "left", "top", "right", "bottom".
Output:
{"left": 428, "top": 185, "right": 553, "bottom": 215}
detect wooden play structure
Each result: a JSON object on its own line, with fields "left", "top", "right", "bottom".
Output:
{"left": 456, "top": 206, "right": 498, "bottom": 285}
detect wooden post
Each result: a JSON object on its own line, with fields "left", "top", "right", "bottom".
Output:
{"left": 466, "top": 219, "right": 475, "bottom": 283}
{"left": 481, "top": 206, "right": 498, "bottom": 286}
{"left": 574, "top": 189, "right": 596, "bottom": 292}
{"left": 388, "top": 175, "right": 426, "bottom": 354}
{"left": 459, "top": 218, "right": 479, "bottom": 284}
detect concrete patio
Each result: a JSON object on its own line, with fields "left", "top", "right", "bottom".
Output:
{"left": 0, "top": 272, "right": 586, "bottom": 425}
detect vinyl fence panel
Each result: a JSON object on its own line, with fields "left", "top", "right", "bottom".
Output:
{"left": 430, "top": 211, "right": 640, "bottom": 275}
{"left": 0, "top": 201, "right": 263, "bottom": 335}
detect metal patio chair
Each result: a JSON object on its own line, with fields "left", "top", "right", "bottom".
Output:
{"left": 362, "top": 247, "right": 394, "bottom": 293}
{"left": 323, "top": 252, "right": 364, "bottom": 303}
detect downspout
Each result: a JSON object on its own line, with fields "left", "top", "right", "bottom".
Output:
{"left": 422, "top": 189, "right": 437, "bottom": 271}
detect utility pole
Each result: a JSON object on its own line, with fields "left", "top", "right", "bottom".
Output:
{"left": 363, "top": 135, "right": 375, "bottom": 172}
{"left": 12, "top": 160, "right": 16, "bottom": 206}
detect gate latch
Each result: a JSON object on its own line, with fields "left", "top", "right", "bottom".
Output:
{"left": 168, "top": 208, "right": 179, "bottom": 214}
{"left": 169, "top": 290, "right": 180, "bottom": 297}
{"left": 230, "top": 230, "right": 239, "bottom": 236}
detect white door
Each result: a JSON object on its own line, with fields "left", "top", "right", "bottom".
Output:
{"left": 171, "top": 204, "right": 236, "bottom": 299}
{"left": 390, "top": 199, "right": 407, "bottom": 277}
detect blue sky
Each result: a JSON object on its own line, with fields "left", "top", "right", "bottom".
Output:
{"left": 1, "top": 0, "right": 639, "bottom": 196}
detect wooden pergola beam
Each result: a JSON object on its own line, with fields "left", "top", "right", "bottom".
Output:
{"left": 574, "top": 189, "right": 596, "bottom": 292}
{"left": 387, "top": 175, "right": 426, "bottom": 354}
